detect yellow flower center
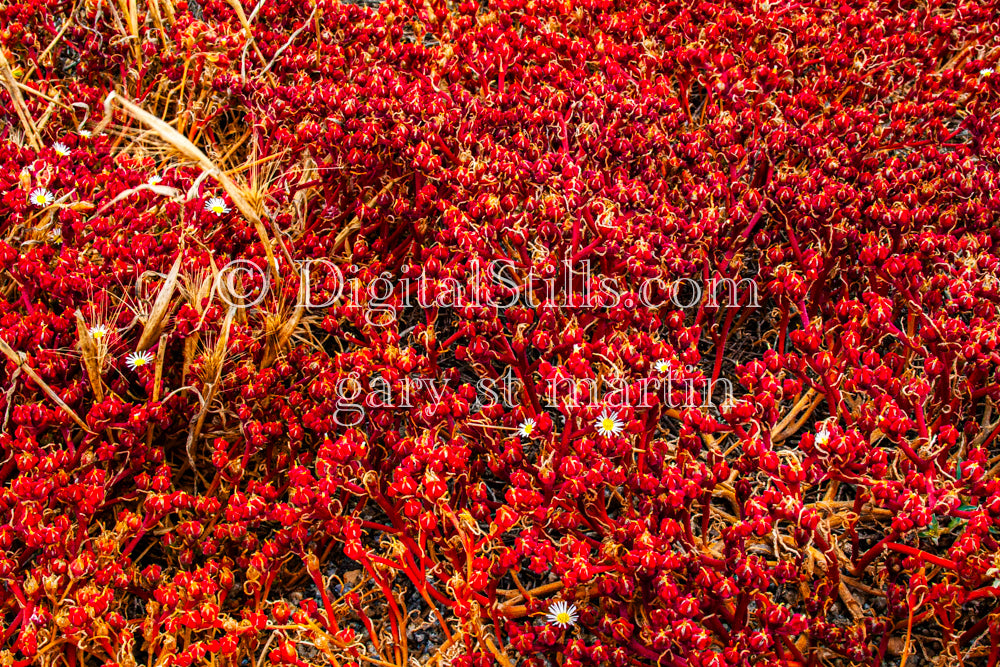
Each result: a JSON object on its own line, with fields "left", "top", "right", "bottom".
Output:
{"left": 133, "top": 357, "right": 148, "bottom": 366}
{"left": 555, "top": 612, "right": 571, "bottom": 624}
{"left": 92, "top": 330, "right": 105, "bottom": 340}
{"left": 601, "top": 418, "right": 615, "bottom": 431}
{"left": 522, "top": 423, "right": 534, "bottom": 435}
{"left": 211, "top": 204, "right": 225, "bottom": 213}
{"left": 35, "top": 194, "right": 46, "bottom": 204}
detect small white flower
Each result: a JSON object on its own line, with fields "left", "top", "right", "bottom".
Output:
{"left": 148, "top": 175, "right": 162, "bottom": 185}
{"left": 28, "top": 188, "right": 54, "bottom": 207}
{"left": 204, "top": 197, "right": 230, "bottom": 215}
{"left": 594, "top": 410, "right": 624, "bottom": 437}
{"left": 90, "top": 325, "right": 109, "bottom": 341}
{"left": 52, "top": 142, "right": 71, "bottom": 157}
{"left": 518, "top": 418, "right": 537, "bottom": 438}
{"left": 545, "top": 600, "right": 578, "bottom": 629}
{"left": 815, "top": 427, "right": 830, "bottom": 449}
{"left": 78, "top": 130, "right": 92, "bottom": 138}
{"left": 982, "top": 68, "right": 995, "bottom": 77}
{"left": 125, "top": 350, "right": 154, "bottom": 370}
{"left": 654, "top": 359, "right": 669, "bottom": 373}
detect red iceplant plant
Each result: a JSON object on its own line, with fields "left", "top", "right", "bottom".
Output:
{"left": 1, "top": 0, "right": 1000, "bottom": 665}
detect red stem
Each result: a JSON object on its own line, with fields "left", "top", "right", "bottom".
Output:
{"left": 884, "top": 542, "right": 958, "bottom": 570}
{"left": 851, "top": 530, "right": 899, "bottom": 576}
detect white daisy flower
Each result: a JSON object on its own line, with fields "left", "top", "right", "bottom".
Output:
{"left": 204, "top": 197, "right": 230, "bottom": 215}
{"left": 654, "top": 359, "right": 670, "bottom": 373}
{"left": 78, "top": 130, "right": 92, "bottom": 138}
{"left": 982, "top": 68, "right": 995, "bottom": 77}
{"left": 90, "top": 325, "right": 109, "bottom": 341}
{"left": 28, "top": 188, "right": 54, "bottom": 208}
{"left": 545, "top": 600, "right": 578, "bottom": 629}
{"left": 815, "top": 427, "right": 830, "bottom": 449}
{"left": 594, "top": 410, "right": 624, "bottom": 437}
{"left": 148, "top": 175, "right": 162, "bottom": 185}
{"left": 518, "top": 418, "right": 537, "bottom": 438}
{"left": 125, "top": 350, "right": 155, "bottom": 370}
{"left": 52, "top": 142, "right": 71, "bottom": 157}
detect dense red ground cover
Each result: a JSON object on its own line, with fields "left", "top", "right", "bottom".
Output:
{"left": 2, "top": 0, "right": 1000, "bottom": 664}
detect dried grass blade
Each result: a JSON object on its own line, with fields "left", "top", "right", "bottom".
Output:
{"left": 183, "top": 258, "right": 221, "bottom": 382}
{"left": 147, "top": 0, "right": 167, "bottom": 41}
{"left": 185, "top": 306, "right": 235, "bottom": 468}
{"left": 36, "top": 91, "right": 61, "bottom": 131}
{"left": 146, "top": 332, "right": 169, "bottom": 448}
{"left": 92, "top": 184, "right": 181, "bottom": 218}
{"left": 102, "top": 92, "right": 279, "bottom": 284}
{"left": 0, "top": 336, "right": 93, "bottom": 433}
{"left": 75, "top": 310, "right": 104, "bottom": 401}
{"left": 0, "top": 50, "right": 42, "bottom": 150}
{"left": 137, "top": 252, "right": 182, "bottom": 351}
{"left": 482, "top": 635, "right": 517, "bottom": 667}
{"left": 226, "top": 0, "right": 268, "bottom": 67}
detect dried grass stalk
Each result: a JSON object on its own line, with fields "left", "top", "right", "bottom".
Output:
{"left": 75, "top": 310, "right": 104, "bottom": 401}
{"left": 36, "top": 91, "right": 61, "bottom": 132}
{"left": 137, "top": 252, "right": 182, "bottom": 351}
{"left": 92, "top": 183, "right": 181, "bottom": 218}
{"left": 185, "top": 306, "right": 236, "bottom": 468}
{"left": 146, "top": 0, "right": 167, "bottom": 41}
{"left": 101, "top": 92, "right": 279, "bottom": 289}
{"left": 225, "top": 0, "right": 268, "bottom": 67}
{"left": 146, "top": 332, "right": 169, "bottom": 448}
{"left": 0, "top": 50, "right": 42, "bottom": 150}
{"left": 0, "top": 336, "right": 92, "bottom": 433}
{"left": 181, "top": 266, "right": 216, "bottom": 384}
{"left": 260, "top": 277, "right": 305, "bottom": 368}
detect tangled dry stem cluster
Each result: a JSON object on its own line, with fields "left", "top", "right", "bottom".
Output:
{"left": 1, "top": 0, "right": 1000, "bottom": 666}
